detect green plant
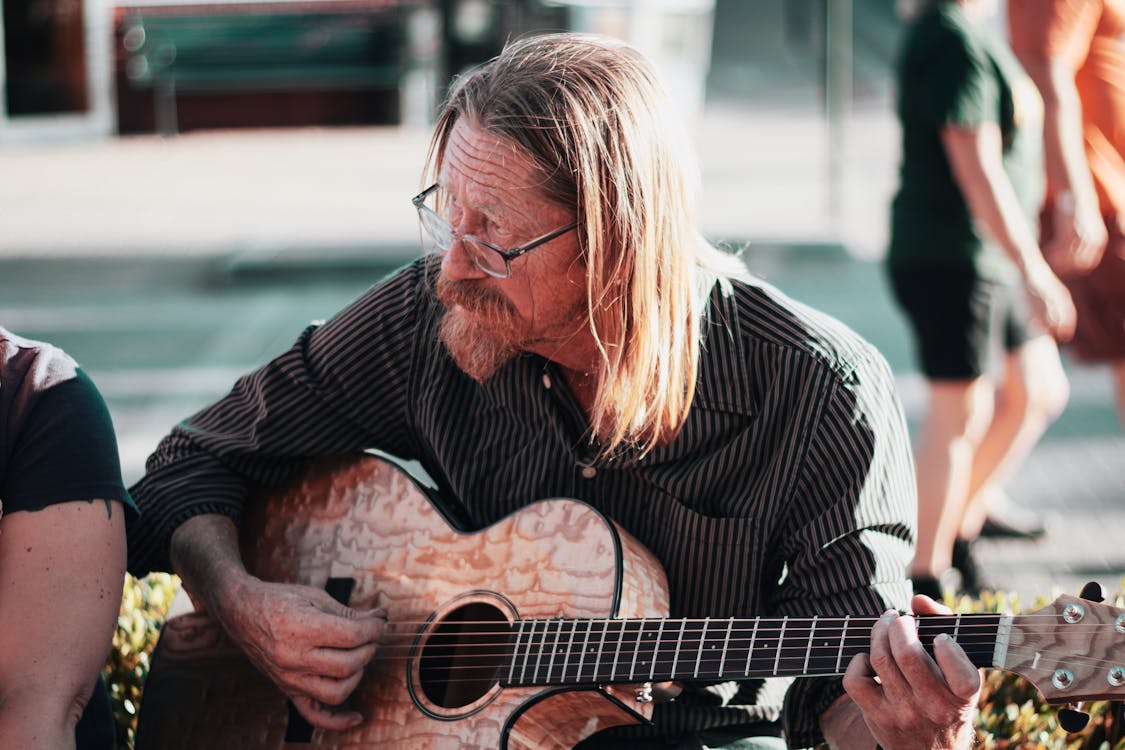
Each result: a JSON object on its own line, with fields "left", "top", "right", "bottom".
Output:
{"left": 103, "top": 572, "right": 180, "bottom": 750}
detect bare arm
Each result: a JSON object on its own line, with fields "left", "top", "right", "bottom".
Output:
{"left": 0, "top": 500, "right": 126, "bottom": 750}
{"left": 169, "top": 514, "right": 386, "bottom": 730}
{"left": 1016, "top": 55, "right": 1107, "bottom": 272}
{"left": 941, "top": 124, "right": 1076, "bottom": 339}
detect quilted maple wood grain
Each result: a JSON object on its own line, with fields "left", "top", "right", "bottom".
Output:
{"left": 137, "top": 454, "right": 670, "bottom": 749}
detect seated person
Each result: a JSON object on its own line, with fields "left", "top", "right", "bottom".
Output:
{"left": 126, "top": 33, "right": 982, "bottom": 749}
{"left": 0, "top": 327, "right": 136, "bottom": 750}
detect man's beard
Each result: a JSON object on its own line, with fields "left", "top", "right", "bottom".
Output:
{"left": 437, "top": 277, "right": 522, "bottom": 382}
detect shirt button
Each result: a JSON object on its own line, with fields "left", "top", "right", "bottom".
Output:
{"left": 581, "top": 465, "right": 597, "bottom": 479}
{"left": 542, "top": 373, "right": 552, "bottom": 389}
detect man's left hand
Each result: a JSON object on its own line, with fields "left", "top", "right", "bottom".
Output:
{"left": 826, "top": 594, "right": 981, "bottom": 749}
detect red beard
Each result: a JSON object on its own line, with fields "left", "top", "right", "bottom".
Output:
{"left": 436, "top": 277, "right": 521, "bottom": 382}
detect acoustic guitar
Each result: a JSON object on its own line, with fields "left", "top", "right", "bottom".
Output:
{"left": 135, "top": 454, "right": 1125, "bottom": 749}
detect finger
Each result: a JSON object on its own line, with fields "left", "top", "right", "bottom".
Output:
{"left": 303, "top": 641, "right": 379, "bottom": 680}
{"left": 295, "top": 668, "right": 367, "bottom": 707}
{"left": 933, "top": 632, "right": 982, "bottom": 700}
{"left": 910, "top": 593, "right": 952, "bottom": 616}
{"left": 842, "top": 652, "right": 883, "bottom": 710}
{"left": 299, "top": 590, "right": 386, "bottom": 649}
{"left": 290, "top": 693, "right": 363, "bottom": 732}
{"left": 878, "top": 614, "right": 924, "bottom": 705}
{"left": 868, "top": 611, "right": 909, "bottom": 699}
{"left": 887, "top": 613, "right": 946, "bottom": 688}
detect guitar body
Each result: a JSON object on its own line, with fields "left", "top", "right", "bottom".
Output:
{"left": 136, "top": 455, "right": 670, "bottom": 750}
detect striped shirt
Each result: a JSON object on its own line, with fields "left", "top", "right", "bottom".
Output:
{"left": 127, "top": 258, "right": 916, "bottom": 749}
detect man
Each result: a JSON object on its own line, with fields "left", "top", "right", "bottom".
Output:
{"left": 127, "top": 33, "right": 980, "bottom": 749}
{"left": 0, "top": 327, "right": 135, "bottom": 750}
{"left": 1009, "top": 0, "right": 1125, "bottom": 427}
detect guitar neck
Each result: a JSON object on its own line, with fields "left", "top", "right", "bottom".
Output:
{"left": 503, "top": 614, "right": 1004, "bottom": 687}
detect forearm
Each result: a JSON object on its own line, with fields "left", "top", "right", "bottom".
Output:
{"left": 169, "top": 513, "right": 255, "bottom": 615}
{"left": 941, "top": 125, "right": 1053, "bottom": 278}
{"left": 1020, "top": 58, "right": 1098, "bottom": 206}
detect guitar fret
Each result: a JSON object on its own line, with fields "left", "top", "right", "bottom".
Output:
{"left": 576, "top": 619, "right": 593, "bottom": 683}
{"left": 508, "top": 620, "right": 527, "bottom": 685}
{"left": 532, "top": 620, "right": 547, "bottom": 684}
{"left": 610, "top": 620, "right": 627, "bottom": 681}
{"left": 545, "top": 620, "right": 562, "bottom": 683}
{"left": 650, "top": 619, "right": 666, "bottom": 681}
{"left": 803, "top": 616, "right": 818, "bottom": 675}
{"left": 594, "top": 620, "right": 609, "bottom": 682}
{"left": 718, "top": 618, "right": 734, "bottom": 676}
{"left": 744, "top": 618, "right": 759, "bottom": 676}
{"left": 628, "top": 619, "right": 646, "bottom": 680}
{"left": 693, "top": 618, "right": 710, "bottom": 679}
{"left": 954, "top": 614, "right": 961, "bottom": 643}
{"left": 835, "top": 616, "right": 849, "bottom": 673}
{"left": 671, "top": 620, "right": 685, "bottom": 679}
{"left": 560, "top": 619, "right": 577, "bottom": 682}
{"left": 773, "top": 617, "right": 788, "bottom": 675}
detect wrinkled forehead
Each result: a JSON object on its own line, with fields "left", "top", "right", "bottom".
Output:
{"left": 438, "top": 119, "right": 563, "bottom": 217}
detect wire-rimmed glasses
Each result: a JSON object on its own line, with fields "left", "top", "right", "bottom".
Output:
{"left": 412, "top": 183, "right": 578, "bottom": 279}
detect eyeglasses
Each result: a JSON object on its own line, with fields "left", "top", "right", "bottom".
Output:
{"left": 412, "top": 183, "right": 578, "bottom": 279}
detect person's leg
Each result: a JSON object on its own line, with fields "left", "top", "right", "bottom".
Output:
{"left": 958, "top": 319, "right": 1070, "bottom": 543}
{"left": 911, "top": 377, "right": 994, "bottom": 581}
{"left": 886, "top": 267, "right": 1000, "bottom": 587}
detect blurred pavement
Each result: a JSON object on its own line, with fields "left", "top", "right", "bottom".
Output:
{"left": 0, "top": 107, "right": 1122, "bottom": 606}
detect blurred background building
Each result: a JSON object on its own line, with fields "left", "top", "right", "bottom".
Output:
{"left": 0, "top": 0, "right": 895, "bottom": 137}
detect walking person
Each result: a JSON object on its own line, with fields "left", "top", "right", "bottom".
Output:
{"left": 887, "top": 0, "right": 1075, "bottom": 598}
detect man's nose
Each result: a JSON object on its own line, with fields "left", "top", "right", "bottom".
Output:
{"left": 440, "top": 237, "right": 488, "bottom": 282}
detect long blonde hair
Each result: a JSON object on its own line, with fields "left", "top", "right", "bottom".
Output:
{"left": 427, "top": 33, "right": 746, "bottom": 456}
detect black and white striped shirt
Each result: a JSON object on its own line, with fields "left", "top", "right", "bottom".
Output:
{"left": 128, "top": 258, "right": 916, "bottom": 749}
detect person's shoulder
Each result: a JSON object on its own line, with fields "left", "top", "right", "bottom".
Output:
{"left": 719, "top": 275, "right": 887, "bottom": 381}
{"left": 0, "top": 326, "right": 79, "bottom": 395}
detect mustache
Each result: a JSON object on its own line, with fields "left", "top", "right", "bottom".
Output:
{"left": 436, "top": 278, "right": 516, "bottom": 320}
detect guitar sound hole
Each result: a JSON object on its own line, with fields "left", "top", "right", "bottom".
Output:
{"left": 419, "top": 601, "right": 512, "bottom": 709}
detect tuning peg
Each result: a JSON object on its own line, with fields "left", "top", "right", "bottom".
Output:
{"left": 1059, "top": 706, "right": 1090, "bottom": 733}
{"left": 1079, "top": 581, "right": 1105, "bottom": 602}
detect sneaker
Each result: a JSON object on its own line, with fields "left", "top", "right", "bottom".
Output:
{"left": 951, "top": 537, "right": 985, "bottom": 596}
{"left": 979, "top": 496, "right": 1048, "bottom": 540}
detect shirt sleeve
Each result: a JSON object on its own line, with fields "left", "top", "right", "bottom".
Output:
{"left": 1008, "top": 0, "right": 1101, "bottom": 69}
{"left": 774, "top": 347, "right": 916, "bottom": 748}
{"left": 126, "top": 262, "right": 433, "bottom": 576}
{"left": 918, "top": 23, "right": 999, "bottom": 129}
{"left": 3, "top": 369, "right": 134, "bottom": 514}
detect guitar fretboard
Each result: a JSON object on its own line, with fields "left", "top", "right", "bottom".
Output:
{"left": 502, "top": 615, "right": 1002, "bottom": 687}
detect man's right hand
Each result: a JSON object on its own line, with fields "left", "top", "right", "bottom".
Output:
{"left": 216, "top": 577, "right": 386, "bottom": 730}
{"left": 170, "top": 514, "right": 385, "bottom": 730}
{"left": 1024, "top": 263, "right": 1077, "bottom": 342}
{"left": 1045, "top": 197, "right": 1108, "bottom": 276}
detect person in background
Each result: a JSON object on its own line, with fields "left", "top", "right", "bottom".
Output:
{"left": 0, "top": 327, "right": 136, "bottom": 749}
{"left": 127, "top": 33, "right": 982, "bottom": 749}
{"left": 886, "top": 0, "right": 1076, "bottom": 599}
{"left": 1009, "top": 0, "right": 1125, "bottom": 429}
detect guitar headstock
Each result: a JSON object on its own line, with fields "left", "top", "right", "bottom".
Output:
{"left": 1000, "top": 589, "right": 1125, "bottom": 704}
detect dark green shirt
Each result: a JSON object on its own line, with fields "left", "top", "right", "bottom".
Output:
{"left": 888, "top": 1, "right": 1044, "bottom": 280}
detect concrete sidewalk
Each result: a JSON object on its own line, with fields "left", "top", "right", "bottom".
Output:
{"left": 0, "top": 105, "right": 900, "bottom": 261}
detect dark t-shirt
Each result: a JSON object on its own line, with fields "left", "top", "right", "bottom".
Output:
{"left": 889, "top": 1, "right": 1044, "bottom": 280}
{"left": 0, "top": 327, "right": 136, "bottom": 749}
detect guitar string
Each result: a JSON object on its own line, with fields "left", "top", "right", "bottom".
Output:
{"left": 362, "top": 631, "right": 1125, "bottom": 678}
{"left": 368, "top": 643, "right": 1125, "bottom": 690}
